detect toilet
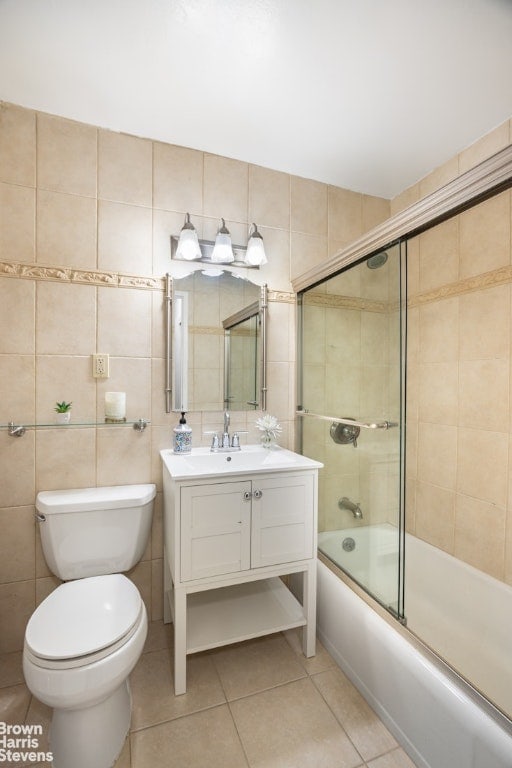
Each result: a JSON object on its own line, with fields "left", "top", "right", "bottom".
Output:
{"left": 23, "top": 484, "right": 156, "bottom": 768}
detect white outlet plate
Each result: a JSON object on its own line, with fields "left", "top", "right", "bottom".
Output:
{"left": 93, "top": 353, "right": 110, "bottom": 378}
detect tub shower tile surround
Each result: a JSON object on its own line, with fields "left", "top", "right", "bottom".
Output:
{"left": 406, "top": 186, "right": 512, "bottom": 585}
{"left": 0, "top": 624, "right": 417, "bottom": 768}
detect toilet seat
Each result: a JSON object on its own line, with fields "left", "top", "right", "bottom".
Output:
{"left": 25, "top": 574, "right": 143, "bottom": 669}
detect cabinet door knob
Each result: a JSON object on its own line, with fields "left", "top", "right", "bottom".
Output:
{"left": 253, "top": 489, "right": 263, "bottom": 499}
{"left": 243, "top": 490, "right": 252, "bottom": 501}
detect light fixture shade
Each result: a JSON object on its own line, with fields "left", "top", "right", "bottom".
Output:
{"left": 246, "top": 223, "right": 267, "bottom": 265}
{"left": 176, "top": 213, "right": 202, "bottom": 261}
{"left": 211, "top": 219, "right": 234, "bottom": 263}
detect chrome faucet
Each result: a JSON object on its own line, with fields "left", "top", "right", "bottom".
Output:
{"left": 222, "top": 411, "right": 230, "bottom": 447}
{"left": 338, "top": 496, "right": 363, "bottom": 519}
{"left": 206, "top": 411, "right": 244, "bottom": 452}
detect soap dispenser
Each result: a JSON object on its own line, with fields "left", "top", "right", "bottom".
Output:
{"left": 173, "top": 411, "right": 192, "bottom": 454}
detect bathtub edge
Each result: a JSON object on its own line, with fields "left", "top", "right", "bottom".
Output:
{"left": 316, "top": 557, "right": 512, "bottom": 768}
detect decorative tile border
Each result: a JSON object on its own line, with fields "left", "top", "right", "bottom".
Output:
{"left": 0, "top": 262, "right": 296, "bottom": 304}
{"left": 409, "top": 264, "right": 512, "bottom": 307}
{"left": 302, "top": 264, "right": 512, "bottom": 313}
{"left": 6, "top": 258, "right": 505, "bottom": 310}
{"left": 191, "top": 326, "right": 224, "bottom": 336}
{"left": 268, "top": 289, "right": 295, "bottom": 304}
{"left": 0, "top": 261, "right": 164, "bottom": 291}
{"left": 303, "top": 290, "right": 389, "bottom": 313}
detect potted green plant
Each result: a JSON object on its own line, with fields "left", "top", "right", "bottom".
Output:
{"left": 54, "top": 401, "right": 72, "bottom": 424}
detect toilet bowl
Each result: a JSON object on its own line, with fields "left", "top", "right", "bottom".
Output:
{"left": 22, "top": 484, "right": 156, "bottom": 768}
{"left": 24, "top": 574, "right": 147, "bottom": 768}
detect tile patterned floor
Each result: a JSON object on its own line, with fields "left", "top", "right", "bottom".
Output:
{"left": 0, "top": 622, "right": 418, "bottom": 768}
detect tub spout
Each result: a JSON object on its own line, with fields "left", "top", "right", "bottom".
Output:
{"left": 338, "top": 496, "right": 363, "bottom": 519}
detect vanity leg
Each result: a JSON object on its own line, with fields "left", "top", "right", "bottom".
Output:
{"left": 174, "top": 587, "right": 187, "bottom": 695}
{"left": 302, "top": 562, "right": 317, "bottom": 657}
{"left": 163, "top": 552, "right": 172, "bottom": 624}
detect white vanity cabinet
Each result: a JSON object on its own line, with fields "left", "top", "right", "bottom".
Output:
{"left": 160, "top": 446, "right": 322, "bottom": 695}
{"left": 181, "top": 473, "right": 314, "bottom": 580}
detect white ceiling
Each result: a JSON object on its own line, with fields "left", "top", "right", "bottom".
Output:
{"left": 1, "top": 0, "right": 511, "bottom": 199}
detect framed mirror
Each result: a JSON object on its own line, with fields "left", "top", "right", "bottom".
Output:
{"left": 165, "top": 270, "right": 267, "bottom": 413}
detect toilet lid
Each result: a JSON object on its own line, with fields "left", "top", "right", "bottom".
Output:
{"left": 25, "top": 574, "right": 142, "bottom": 660}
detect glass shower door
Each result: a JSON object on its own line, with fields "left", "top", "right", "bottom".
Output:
{"left": 298, "top": 242, "right": 406, "bottom": 617}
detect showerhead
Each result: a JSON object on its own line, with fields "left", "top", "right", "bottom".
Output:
{"left": 366, "top": 251, "right": 388, "bottom": 269}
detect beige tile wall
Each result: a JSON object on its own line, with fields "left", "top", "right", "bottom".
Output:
{"left": 392, "top": 118, "right": 512, "bottom": 587}
{"left": 0, "top": 99, "right": 509, "bottom": 652}
{"left": 0, "top": 100, "right": 389, "bottom": 652}
{"left": 405, "top": 186, "right": 512, "bottom": 585}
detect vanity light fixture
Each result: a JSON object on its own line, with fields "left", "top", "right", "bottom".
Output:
{"left": 171, "top": 214, "right": 267, "bottom": 268}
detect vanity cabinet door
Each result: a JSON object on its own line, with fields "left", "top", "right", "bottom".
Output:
{"left": 251, "top": 474, "right": 314, "bottom": 568}
{"left": 180, "top": 481, "right": 251, "bottom": 581}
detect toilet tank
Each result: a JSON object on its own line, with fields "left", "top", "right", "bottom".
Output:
{"left": 36, "top": 484, "right": 156, "bottom": 581}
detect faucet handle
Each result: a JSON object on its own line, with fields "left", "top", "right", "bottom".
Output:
{"left": 204, "top": 431, "right": 219, "bottom": 451}
{"left": 231, "top": 430, "right": 248, "bottom": 448}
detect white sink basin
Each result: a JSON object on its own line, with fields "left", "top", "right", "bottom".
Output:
{"left": 160, "top": 444, "right": 323, "bottom": 479}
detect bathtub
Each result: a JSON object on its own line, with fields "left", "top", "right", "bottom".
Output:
{"left": 316, "top": 525, "right": 512, "bottom": 768}
{"left": 318, "top": 524, "right": 400, "bottom": 609}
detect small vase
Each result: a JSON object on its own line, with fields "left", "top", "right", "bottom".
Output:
{"left": 56, "top": 411, "right": 71, "bottom": 424}
{"left": 260, "top": 432, "right": 275, "bottom": 449}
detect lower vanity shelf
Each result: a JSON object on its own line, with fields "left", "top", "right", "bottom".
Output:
{"left": 167, "top": 563, "right": 316, "bottom": 695}
{"left": 185, "top": 577, "right": 306, "bottom": 654}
